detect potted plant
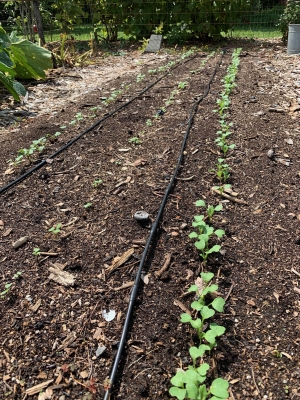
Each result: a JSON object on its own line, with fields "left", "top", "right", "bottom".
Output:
{"left": 279, "top": 0, "right": 300, "bottom": 53}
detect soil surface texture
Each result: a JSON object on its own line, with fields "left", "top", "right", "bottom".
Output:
{"left": 1, "top": 40, "right": 300, "bottom": 400}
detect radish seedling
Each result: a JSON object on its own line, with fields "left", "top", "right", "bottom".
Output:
{"left": 170, "top": 272, "right": 228, "bottom": 400}
{"left": 48, "top": 223, "right": 62, "bottom": 235}
{"left": 195, "top": 200, "right": 223, "bottom": 221}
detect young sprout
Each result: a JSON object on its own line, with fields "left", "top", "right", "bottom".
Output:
{"left": 48, "top": 223, "right": 62, "bottom": 235}
{"left": 32, "top": 247, "right": 41, "bottom": 256}
{"left": 92, "top": 179, "right": 103, "bottom": 188}
{"left": 83, "top": 202, "right": 93, "bottom": 209}
{"left": 129, "top": 137, "right": 142, "bottom": 145}
{"left": 195, "top": 199, "right": 223, "bottom": 221}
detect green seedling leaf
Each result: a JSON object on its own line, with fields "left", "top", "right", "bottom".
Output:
{"left": 186, "top": 382, "right": 198, "bottom": 399}
{"left": 180, "top": 313, "right": 192, "bottom": 323}
{"left": 201, "top": 306, "right": 215, "bottom": 320}
{"left": 195, "top": 240, "right": 206, "bottom": 250}
{"left": 189, "top": 346, "right": 206, "bottom": 361}
{"left": 200, "top": 272, "right": 214, "bottom": 283}
{"left": 211, "top": 297, "right": 225, "bottom": 312}
{"left": 190, "top": 318, "right": 202, "bottom": 330}
{"left": 170, "top": 370, "right": 185, "bottom": 387}
{"left": 206, "top": 245, "right": 221, "bottom": 255}
{"left": 188, "top": 285, "right": 199, "bottom": 293}
{"left": 214, "top": 229, "right": 225, "bottom": 238}
{"left": 189, "top": 232, "right": 198, "bottom": 239}
{"left": 191, "top": 301, "right": 204, "bottom": 312}
{"left": 215, "top": 204, "right": 223, "bottom": 212}
{"left": 210, "top": 322, "right": 226, "bottom": 336}
{"left": 194, "top": 215, "right": 205, "bottom": 222}
{"left": 184, "top": 369, "right": 200, "bottom": 384}
{"left": 169, "top": 387, "right": 186, "bottom": 400}
{"left": 202, "top": 284, "right": 218, "bottom": 296}
{"left": 210, "top": 377, "right": 229, "bottom": 399}
{"left": 197, "top": 363, "right": 210, "bottom": 376}
{"left": 204, "top": 329, "right": 217, "bottom": 344}
{"left": 199, "top": 384, "right": 208, "bottom": 398}
{"left": 195, "top": 200, "right": 206, "bottom": 207}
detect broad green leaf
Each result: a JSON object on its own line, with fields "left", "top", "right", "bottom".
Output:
{"left": 195, "top": 240, "right": 205, "bottom": 250}
{"left": 214, "top": 229, "right": 225, "bottom": 238}
{"left": 197, "top": 363, "right": 209, "bottom": 376}
{"left": 188, "top": 285, "right": 199, "bottom": 293}
{"left": 194, "top": 215, "right": 205, "bottom": 222}
{"left": 184, "top": 369, "right": 199, "bottom": 384}
{"left": 207, "top": 245, "right": 221, "bottom": 255}
{"left": 200, "top": 272, "right": 214, "bottom": 283}
{"left": 210, "top": 322, "right": 226, "bottom": 336}
{"left": 210, "top": 378, "right": 229, "bottom": 398}
{"left": 205, "top": 226, "right": 214, "bottom": 235}
{"left": 189, "top": 232, "right": 198, "bottom": 239}
{"left": 211, "top": 297, "right": 225, "bottom": 312}
{"left": 0, "top": 71, "right": 25, "bottom": 100}
{"left": 169, "top": 386, "right": 186, "bottom": 400}
{"left": 203, "top": 329, "right": 217, "bottom": 344}
{"left": 189, "top": 345, "right": 209, "bottom": 361}
{"left": 170, "top": 370, "right": 185, "bottom": 387}
{"left": 0, "top": 50, "right": 15, "bottom": 74}
{"left": 198, "top": 234, "right": 209, "bottom": 243}
{"left": 198, "top": 384, "right": 208, "bottom": 400}
{"left": 10, "top": 39, "right": 52, "bottom": 79}
{"left": 202, "top": 284, "right": 218, "bottom": 296}
{"left": 0, "top": 27, "right": 11, "bottom": 48}
{"left": 180, "top": 313, "right": 192, "bottom": 323}
{"left": 190, "top": 318, "right": 202, "bottom": 330}
{"left": 186, "top": 382, "right": 198, "bottom": 399}
{"left": 195, "top": 200, "right": 205, "bottom": 207}
{"left": 201, "top": 306, "right": 215, "bottom": 320}
{"left": 191, "top": 301, "right": 204, "bottom": 311}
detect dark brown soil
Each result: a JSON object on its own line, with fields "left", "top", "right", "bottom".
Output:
{"left": 1, "top": 41, "right": 300, "bottom": 400}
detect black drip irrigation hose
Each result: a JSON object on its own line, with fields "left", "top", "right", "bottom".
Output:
{"left": 0, "top": 54, "right": 196, "bottom": 197}
{"left": 103, "top": 50, "right": 226, "bottom": 400}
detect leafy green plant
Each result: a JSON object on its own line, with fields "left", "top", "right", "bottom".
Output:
{"left": 170, "top": 272, "right": 228, "bottom": 400}
{"left": 215, "top": 135, "right": 236, "bottom": 157}
{"left": 212, "top": 184, "right": 232, "bottom": 195}
{"left": 178, "top": 81, "right": 188, "bottom": 90}
{"left": 146, "top": 119, "right": 152, "bottom": 127}
{"left": 13, "top": 271, "right": 22, "bottom": 280}
{"left": 279, "top": 0, "right": 300, "bottom": 40}
{"left": 0, "top": 27, "right": 52, "bottom": 101}
{"left": 0, "top": 283, "right": 12, "bottom": 299}
{"left": 32, "top": 247, "right": 41, "bottom": 256}
{"left": 129, "top": 137, "right": 142, "bottom": 145}
{"left": 211, "top": 159, "right": 230, "bottom": 183}
{"left": 189, "top": 219, "right": 225, "bottom": 264}
{"left": 11, "top": 137, "right": 47, "bottom": 165}
{"left": 137, "top": 73, "right": 146, "bottom": 82}
{"left": 48, "top": 223, "right": 62, "bottom": 235}
{"left": 83, "top": 202, "right": 93, "bottom": 209}
{"left": 195, "top": 200, "right": 223, "bottom": 221}
{"left": 92, "top": 179, "right": 103, "bottom": 188}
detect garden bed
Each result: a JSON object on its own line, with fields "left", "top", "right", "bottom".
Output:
{"left": 0, "top": 39, "right": 300, "bottom": 400}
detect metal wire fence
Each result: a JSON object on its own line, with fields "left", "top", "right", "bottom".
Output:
{"left": 0, "top": 0, "right": 285, "bottom": 43}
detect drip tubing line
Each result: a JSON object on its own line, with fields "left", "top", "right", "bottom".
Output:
{"left": 103, "top": 50, "right": 225, "bottom": 400}
{"left": 0, "top": 54, "right": 196, "bottom": 197}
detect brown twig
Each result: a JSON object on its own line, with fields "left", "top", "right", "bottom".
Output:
{"left": 212, "top": 187, "right": 248, "bottom": 205}
{"left": 225, "top": 283, "right": 234, "bottom": 301}
{"left": 155, "top": 253, "right": 172, "bottom": 278}
{"left": 251, "top": 367, "right": 260, "bottom": 395}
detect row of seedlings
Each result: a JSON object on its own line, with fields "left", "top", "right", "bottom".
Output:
{"left": 169, "top": 48, "right": 242, "bottom": 400}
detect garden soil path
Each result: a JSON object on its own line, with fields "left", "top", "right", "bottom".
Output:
{"left": 0, "top": 40, "right": 300, "bottom": 400}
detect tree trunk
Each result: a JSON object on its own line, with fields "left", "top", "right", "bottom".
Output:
{"left": 32, "top": 0, "right": 46, "bottom": 45}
